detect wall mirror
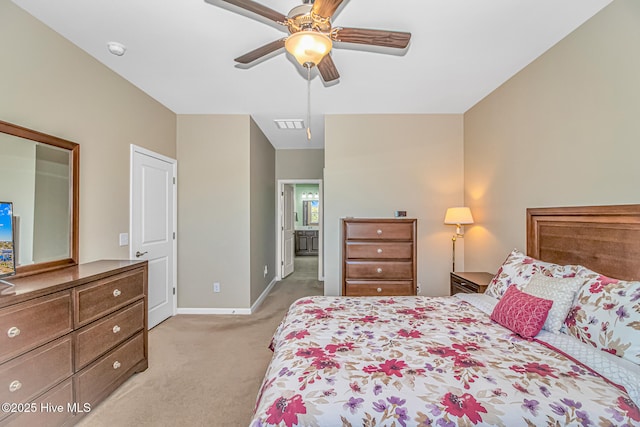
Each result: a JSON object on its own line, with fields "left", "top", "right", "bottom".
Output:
{"left": 303, "top": 200, "right": 319, "bottom": 226}
{"left": 0, "top": 120, "right": 79, "bottom": 277}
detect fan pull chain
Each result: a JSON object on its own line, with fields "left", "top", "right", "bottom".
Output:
{"left": 306, "top": 64, "right": 312, "bottom": 140}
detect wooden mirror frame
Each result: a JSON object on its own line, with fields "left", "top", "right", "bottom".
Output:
{"left": 0, "top": 120, "right": 79, "bottom": 277}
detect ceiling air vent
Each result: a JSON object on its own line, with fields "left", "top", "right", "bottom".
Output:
{"left": 274, "top": 119, "right": 305, "bottom": 130}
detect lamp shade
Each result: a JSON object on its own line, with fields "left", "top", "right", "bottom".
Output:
{"left": 285, "top": 31, "right": 332, "bottom": 67}
{"left": 444, "top": 207, "right": 474, "bottom": 225}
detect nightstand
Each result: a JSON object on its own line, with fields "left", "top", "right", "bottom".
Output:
{"left": 450, "top": 272, "right": 494, "bottom": 295}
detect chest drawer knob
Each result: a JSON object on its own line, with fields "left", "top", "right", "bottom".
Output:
{"left": 113, "top": 288, "right": 122, "bottom": 297}
{"left": 377, "top": 287, "right": 382, "bottom": 293}
{"left": 7, "top": 326, "right": 21, "bottom": 338}
{"left": 113, "top": 361, "right": 121, "bottom": 370}
{"left": 9, "top": 380, "right": 22, "bottom": 392}
{"left": 377, "top": 248, "right": 383, "bottom": 254}
{"left": 376, "top": 268, "right": 383, "bottom": 274}
{"left": 376, "top": 229, "right": 383, "bottom": 235}
{"left": 112, "top": 325, "right": 121, "bottom": 334}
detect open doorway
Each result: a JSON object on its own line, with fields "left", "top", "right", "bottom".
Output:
{"left": 277, "top": 179, "right": 323, "bottom": 282}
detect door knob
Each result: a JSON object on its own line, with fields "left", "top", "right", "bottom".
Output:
{"left": 135, "top": 251, "right": 148, "bottom": 258}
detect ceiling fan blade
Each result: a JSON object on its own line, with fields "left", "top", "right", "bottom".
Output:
{"left": 317, "top": 54, "right": 340, "bottom": 82}
{"left": 216, "top": 0, "right": 287, "bottom": 24}
{"left": 311, "top": 0, "right": 344, "bottom": 19}
{"left": 234, "top": 39, "right": 286, "bottom": 64}
{"left": 333, "top": 27, "right": 411, "bottom": 49}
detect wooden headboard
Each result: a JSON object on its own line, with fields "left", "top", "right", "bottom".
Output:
{"left": 527, "top": 205, "right": 640, "bottom": 281}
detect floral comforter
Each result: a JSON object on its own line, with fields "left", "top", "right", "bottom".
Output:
{"left": 250, "top": 296, "right": 640, "bottom": 427}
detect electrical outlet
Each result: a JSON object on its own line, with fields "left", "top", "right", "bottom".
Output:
{"left": 417, "top": 283, "right": 422, "bottom": 294}
{"left": 263, "top": 265, "right": 268, "bottom": 277}
{"left": 213, "top": 282, "right": 220, "bottom": 293}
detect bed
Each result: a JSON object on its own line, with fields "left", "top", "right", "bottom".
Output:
{"left": 251, "top": 205, "right": 640, "bottom": 426}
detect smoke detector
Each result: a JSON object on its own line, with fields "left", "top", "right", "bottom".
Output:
{"left": 107, "top": 42, "right": 127, "bottom": 56}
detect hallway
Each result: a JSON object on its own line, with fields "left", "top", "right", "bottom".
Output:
{"left": 281, "top": 255, "right": 324, "bottom": 294}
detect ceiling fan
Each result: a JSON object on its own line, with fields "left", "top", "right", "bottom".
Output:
{"left": 205, "top": 0, "right": 412, "bottom": 82}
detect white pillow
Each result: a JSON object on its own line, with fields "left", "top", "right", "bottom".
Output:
{"left": 521, "top": 274, "right": 583, "bottom": 334}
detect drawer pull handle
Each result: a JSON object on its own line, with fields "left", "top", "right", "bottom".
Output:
{"left": 7, "top": 327, "right": 20, "bottom": 338}
{"left": 112, "top": 325, "right": 121, "bottom": 334}
{"left": 376, "top": 229, "right": 383, "bottom": 235}
{"left": 376, "top": 288, "right": 382, "bottom": 293}
{"left": 377, "top": 248, "right": 383, "bottom": 254}
{"left": 113, "top": 289, "right": 122, "bottom": 297}
{"left": 376, "top": 268, "right": 383, "bottom": 274}
{"left": 9, "top": 380, "right": 22, "bottom": 392}
{"left": 113, "top": 361, "right": 121, "bottom": 370}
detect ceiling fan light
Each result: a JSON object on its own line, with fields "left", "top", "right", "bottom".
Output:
{"left": 285, "top": 31, "right": 332, "bottom": 67}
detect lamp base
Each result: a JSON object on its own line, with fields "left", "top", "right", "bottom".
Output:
{"left": 451, "top": 234, "right": 456, "bottom": 272}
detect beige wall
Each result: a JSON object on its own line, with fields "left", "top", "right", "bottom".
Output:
{"left": 324, "top": 114, "right": 464, "bottom": 296}
{"left": 177, "top": 115, "right": 251, "bottom": 309}
{"left": 2, "top": 0, "right": 276, "bottom": 311}
{"left": 249, "top": 118, "right": 276, "bottom": 305}
{"left": 276, "top": 149, "right": 325, "bottom": 180}
{"left": 464, "top": 0, "right": 640, "bottom": 273}
{"left": 0, "top": 2, "right": 176, "bottom": 264}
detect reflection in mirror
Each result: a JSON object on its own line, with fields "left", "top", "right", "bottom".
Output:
{"left": 0, "top": 120, "right": 79, "bottom": 277}
{"left": 303, "top": 200, "right": 319, "bottom": 226}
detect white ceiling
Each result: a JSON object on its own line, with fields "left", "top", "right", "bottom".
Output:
{"left": 13, "top": 0, "right": 612, "bottom": 149}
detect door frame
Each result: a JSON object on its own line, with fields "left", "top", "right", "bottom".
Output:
{"left": 276, "top": 179, "right": 323, "bottom": 281}
{"left": 129, "top": 144, "right": 178, "bottom": 322}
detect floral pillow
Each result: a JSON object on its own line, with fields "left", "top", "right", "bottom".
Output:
{"left": 490, "top": 285, "right": 553, "bottom": 339}
{"left": 522, "top": 274, "right": 584, "bottom": 334}
{"left": 485, "top": 249, "right": 579, "bottom": 299}
{"left": 564, "top": 269, "right": 640, "bottom": 365}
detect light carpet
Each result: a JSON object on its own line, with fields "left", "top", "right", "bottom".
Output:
{"left": 77, "top": 257, "right": 323, "bottom": 427}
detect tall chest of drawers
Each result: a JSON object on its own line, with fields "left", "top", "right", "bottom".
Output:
{"left": 0, "top": 260, "right": 148, "bottom": 427}
{"left": 342, "top": 218, "right": 417, "bottom": 296}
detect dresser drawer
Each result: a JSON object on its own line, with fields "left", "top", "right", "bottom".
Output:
{"left": 75, "top": 332, "right": 145, "bottom": 405}
{"left": 346, "top": 242, "right": 413, "bottom": 259}
{"left": 0, "top": 379, "right": 74, "bottom": 427}
{"left": 345, "top": 281, "right": 414, "bottom": 296}
{"left": 345, "top": 222, "right": 414, "bottom": 240}
{"left": 0, "top": 291, "right": 72, "bottom": 364}
{"left": 75, "top": 300, "right": 145, "bottom": 370}
{"left": 451, "top": 282, "right": 477, "bottom": 294}
{"left": 345, "top": 261, "right": 413, "bottom": 280}
{"left": 0, "top": 336, "right": 72, "bottom": 407}
{"left": 74, "top": 270, "right": 145, "bottom": 327}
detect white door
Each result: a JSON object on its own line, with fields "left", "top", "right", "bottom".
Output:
{"left": 282, "top": 184, "right": 295, "bottom": 278}
{"left": 131, "top": 146, "right": 176, "bottom": 329}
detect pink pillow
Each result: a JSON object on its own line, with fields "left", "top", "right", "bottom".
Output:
{"left": 490, "top": 285, "right": 553, "bottom": 339}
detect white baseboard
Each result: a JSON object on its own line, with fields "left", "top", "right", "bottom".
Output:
{"left": 250, "top": 276, "right": 278, "bottom": 313}
{"left": 176, "top": 307, "right": 252, "bottom": 315}
{"left": 176, "top": 277, "right": 278, "bottom": 316}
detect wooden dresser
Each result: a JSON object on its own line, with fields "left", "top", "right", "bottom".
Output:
{"left": 0, "top": 260, "right": 148, "bottom": 427}
{"left": 342, "top": 218, "right": 417, "bottom": 296}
